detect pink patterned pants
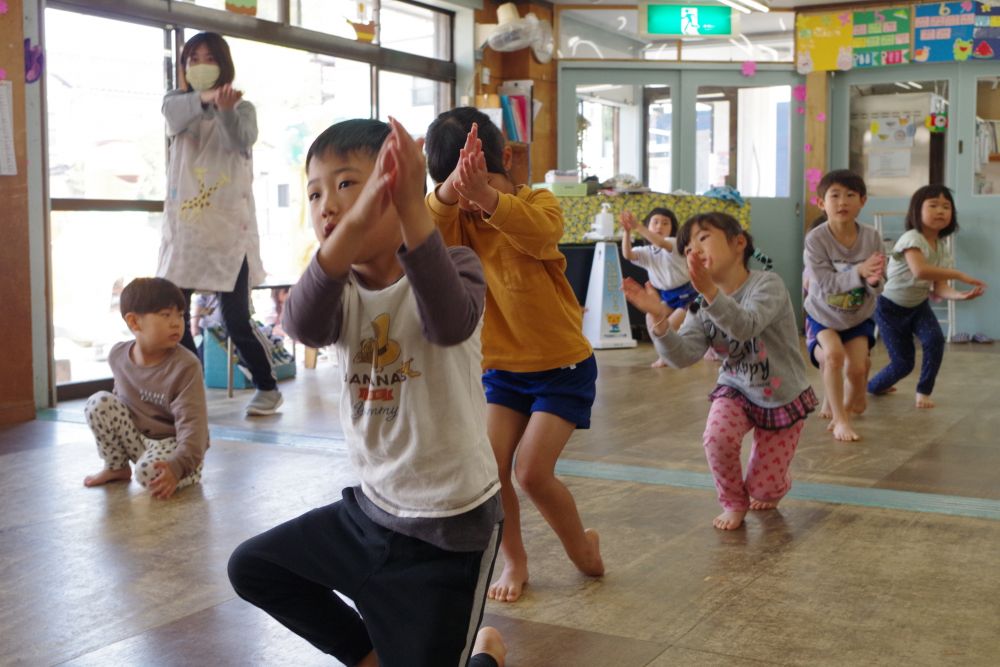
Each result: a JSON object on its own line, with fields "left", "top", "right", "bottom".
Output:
{"left": 702, "top": 396, "right": 804, "bottom": 512}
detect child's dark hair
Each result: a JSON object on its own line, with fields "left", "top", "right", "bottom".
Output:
{"left": 905, "top": 184, "right": 958, "bottom": 238}
{"left": 180, "top": 32, "right": 235, "bottom": 90}
{"left": 677, "top": 212, "right": 755, "bottom": 268}
{"left": 305, "top": 119, "right": 391, "bottom": 171}
{"left": 425, "top": 107, "right": 506, "bottom": 183}
{"left": 120, "top": 278, "right": 185, "bottom": 318}
{"left": 643, "top": 207, "right": 679, "bottom": 236}
{"left": 817, "top": 169, "right": 867, "bottom": 199}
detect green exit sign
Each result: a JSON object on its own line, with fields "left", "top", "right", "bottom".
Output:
{"left": 646, "top": 4, "right": 733, "bottom": 37}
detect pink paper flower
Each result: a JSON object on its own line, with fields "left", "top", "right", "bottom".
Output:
{"left": 741, "top": 61, "right": 757, "bottom": 77}
{"left": 816, "top": 112, "right": 827, "bottom": 122}
{"left": 793, "top": 84, "right": 807, "bottom": 102}
{"left": 804, "top": 143, "right": 813, "bottom": 153}
{"left": 797, "top": 106, "right": 805, "bottom": 114}
{"left": 0, "top": 1, "right": 9, "bottom": 14}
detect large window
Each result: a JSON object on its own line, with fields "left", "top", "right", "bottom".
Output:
{"left": 378, "top": 71, "right": 451, "bottom": 136}
{"left": 695, "top": 85, "right": 790, "bottom": 197}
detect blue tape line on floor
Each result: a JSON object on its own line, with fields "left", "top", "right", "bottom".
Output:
{"left": 40, "top": 408, "right": 1000, "bottom": 521}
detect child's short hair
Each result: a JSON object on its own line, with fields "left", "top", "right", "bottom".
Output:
{"left": 305, "top": 118, "right": 391, "bottom": 171}
{"left": 817, "top": 169, "right": 867, "bottom": 199}
{"left": 677, "top": 212, "right": 755, "bottom": 268}
{"left": 906, "top": 184, "right": 959, "bottom": 238}
{"left": 643, "top": 207, "right": 679, "bottom": 236}
{"left": 120, "top": 278, "right": 186, "bottom": 318}
{"left": 180, "top": 32, "right": 235, "bottom": 90}
{"left": 425, "top": 107, "right": 506, "bottom": 183}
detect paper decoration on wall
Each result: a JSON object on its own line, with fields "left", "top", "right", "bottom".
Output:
{"left": 0, "top": 68, "right": 6, "bottom": 81}
{"left": 24, "top": 39, "right": 43, "bottom": 84}
{"left": 973, "top": 2, "right": 1000, "bottom": 58}
{"left": 816, "top": 112, "right": 827, "bottom": 122}
{"left": 805, "top": 143, "right": 813, "bottom": 152}
{"left": 225, "top": 0, "right": 257, "bottom": 16}
{"left": 792, "top": 84, "right": 807, "bottom": 102}
{"left": 853, "top": 7, "right": 911, "bottom": 67}
{"left": 913, "top": 3, "right": 976, "bottom": 62}
{"left": 926, "top": 112, "right": 948, "bottom": 132}
{"left": 871, "top": 116, "right": 917, "bottom": 147}
{"left": 796, "top": 12, "right": 855, "bottom": 73}
{"left": 741, "top": 61, "right": 757, "bottom": 77}
{"left": 0, "top": 1, "right": 8, "bottom": 15}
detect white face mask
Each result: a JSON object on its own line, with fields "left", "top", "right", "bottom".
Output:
{"left": 186, "top": 63, "right": 220, "bottom": 92}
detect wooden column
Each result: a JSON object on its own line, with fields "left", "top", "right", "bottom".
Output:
{"left": 0, "top": 0, "right": 36, "bottom": 424}
{"left": 803, "top": 70, "right": 829, "bottom": 232}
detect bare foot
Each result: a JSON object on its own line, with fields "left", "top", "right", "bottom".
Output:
{"left": 848, "top": 393, "right": 867, "bottom": 415}
{"left": 713, "top": 509, "right": 746, "bottom": 530}
{"left": 573, "top": 528, "right": 605, "bottom": 577}
{"left": 83, "top": 467, "right": 131, "bottom": 487}
{"left": 818, "top": 397, "right": 832, "bottom": 420}
{"left": 488, "top": 561, "right": 529, "bottom": 603}
{"left": 650, "top": 357, "right": 667, "bottom": 368}
{"left": 871, "top": 385, "right": 897, "bottom": 396}
{"left": 473, "top": 627, "right": 506, "bottom": 667}
{"left": 916, "top": 393, "right": 935, "bottom": 409}
{"left": 830, "top": 420, "right": 860, "bottom": 442}
{"left": 749, "top": 498, "right": 779, "bottom": 510}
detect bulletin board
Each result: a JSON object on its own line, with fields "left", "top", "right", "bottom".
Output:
{"left": 973, "top": 2, "right": 1000, "bottom": 59}
{"left": 913, "top": 2, "right": 977, "bottom": 62}
{"left": 796, "top": 12, "right": 855, "bottom": 74}
{"left": 852, "top": 7, "right": 912, "bottom": 67}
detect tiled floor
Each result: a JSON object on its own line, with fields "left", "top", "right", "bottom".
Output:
{"left": 3, "top": 342, "right": 999, "bottom": 666}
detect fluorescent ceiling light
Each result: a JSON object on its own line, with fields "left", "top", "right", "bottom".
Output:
{"left": 716, "top": 0, "right": 751, "bottom": 15}
{"left": 894, "top": 81, "right": 911, "bottom": 90}
{"left": 907, "top": 81, "right": 923, "bottom": 89}
{"left": 697, "top": 92, "right": 726, "bottom": 99}
{"left": 577, "top": 84, "right": 619, "bottom": 93}
{"left": 736, "top": 0, "right": 771, "bottom": 12}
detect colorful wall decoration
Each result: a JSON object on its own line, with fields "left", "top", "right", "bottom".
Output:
{"left": 853, "top": 7, "right": 912, "bottom": 67}
{"left": 913, "top": 2, "right": 976, "bottom": 62}
{"left": 973, "top": 2, "right": 1000, "bottom": 59}
{"left": 796, "top": 12, "right": 855, "bottom": 74}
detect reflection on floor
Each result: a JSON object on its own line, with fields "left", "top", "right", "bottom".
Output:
{"left": 4, "top": 342, "right": 1000, "bottom": 665}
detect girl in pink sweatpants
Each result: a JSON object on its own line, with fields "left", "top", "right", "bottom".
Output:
{"left": 624, "top": 212, "right": 817, "bottom": 530}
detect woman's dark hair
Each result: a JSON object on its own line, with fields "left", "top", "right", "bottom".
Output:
{"left": 677, "top": 212, "right": 755, "bottom": 268}
{"left": 643, "top": 207, "right": 679, "bottom": 236}
{"left": 120, "top": 278, "right": 186, "bottom": 317}
{"left": 180, "top": 32, "right": 236, "bottom": 90}
{"left": 905, "top": 184, "right": 958, "bottom": 238}
{"left": 425, "top": 107, "right": 506, "bottom": 183}
{"left": 305, "top": 119, "right": 391, "bottom": 171}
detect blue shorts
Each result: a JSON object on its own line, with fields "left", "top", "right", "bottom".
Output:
{"left": 805, "top": 314, "right": 876, "bottom": 368}
{"left": 482, "top": 355, "right": 597, "bottom": 429}
{"left": 658, "top": 282, "right": 699, "bottom": 309}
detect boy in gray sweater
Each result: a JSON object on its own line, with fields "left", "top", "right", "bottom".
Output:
{"left": 83, "top": 277, "right": 208, "bottom": 498}
{"left": 803, "top": 170, "right": 884, "bottom": 442}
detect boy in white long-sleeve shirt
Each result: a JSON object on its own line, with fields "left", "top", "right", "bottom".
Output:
{"left": 227, "top": 118, "right": 506, "bottom": 667}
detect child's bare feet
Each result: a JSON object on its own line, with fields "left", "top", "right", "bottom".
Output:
{"left": 871, "top": 385, "right": 897, "bottom": 395}
{"left": 83, "top": 467, "right": 131, "bottom": 487}
{"left": 573, "top": 528, "right": 605, "bottom": 577}
{"left": 818, "top": 397, "right": 831, "bottom": 420}
{"left": 916, "top": 393, "right": 935, "bottom": 409}
{"left": 829, "top": 419, "right": 860, "bottom": 442}
{"left": 473, "top": 626, "right": 506, "bottom": 667}
{"left": 488, "top": 561, "right": 529, "bottom": 603}
{"left": 749, "top": 498, "right": 779, "bottom": 510}
{"left": 713, "top": 509, "right": 746, "bottom": 530}
{"left": 650, "top": 357, "right": 667, "bottom": 368}
{"left": 848, "top": 393, "right": 867, "bottom": 415}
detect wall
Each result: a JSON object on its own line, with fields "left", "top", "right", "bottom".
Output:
{"left": 0, "top": 0, "right": 38, "bottom": 424}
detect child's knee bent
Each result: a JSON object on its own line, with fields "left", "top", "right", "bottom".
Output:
{"left": 84, "top": 390, "right": 116, "bottom": 417}
{"left": 513, "top": 463, "right": 552, "bottom": 496}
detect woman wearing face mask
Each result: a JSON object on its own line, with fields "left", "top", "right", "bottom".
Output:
{"left": 159, "top": 32, "right": 282, "bottom": 416}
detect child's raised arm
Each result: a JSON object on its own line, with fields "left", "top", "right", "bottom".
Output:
{"left": 385, "top": 117, "right": 434, "bottom": 249}
{"left": 435, "top": 123, "right": 481, "bottom": 207}
{"left": 620, "top": 211, "right": 637, "bottom": 261}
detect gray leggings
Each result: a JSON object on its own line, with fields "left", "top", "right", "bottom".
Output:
{"left": 84, "top": 391, "right": 202, "bottom": 489}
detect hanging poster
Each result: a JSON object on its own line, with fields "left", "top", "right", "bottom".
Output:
{"left": 972, "top": 2, "right": 1000, "bottom": 59}
{"left": 913, "top": 2, "right": 976, "bottom": 62}
{"left": 853, "top": 7, "right": 912, "bottom": 67}
{"left": 796, "top": 12, "right": 855, "bottom": 73}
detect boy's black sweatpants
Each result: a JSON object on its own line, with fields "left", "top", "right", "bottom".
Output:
{"left": 228, "top": 488, "right": 501, "bottom": 667}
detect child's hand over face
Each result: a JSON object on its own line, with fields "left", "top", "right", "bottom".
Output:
{"left": 438, "top": 124, "right": 480, "bottom": 206}
{"left": 149, "top": 462, "right": 179, "bottom": 500}
{"left": 336, "top": 142, "right": 394, "bottom": 240}
{"left": 686, "top": 250, "right": 717, "bottom": 301}
{"left": 384, "top": 117, "right": 427, "bottom": 215}
{"left": 453, "top": 143, "right": 498, "bottom": 213}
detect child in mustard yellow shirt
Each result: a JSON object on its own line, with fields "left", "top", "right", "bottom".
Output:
{"left": 425, "top": 108, "right": 604, "bottom": 603}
